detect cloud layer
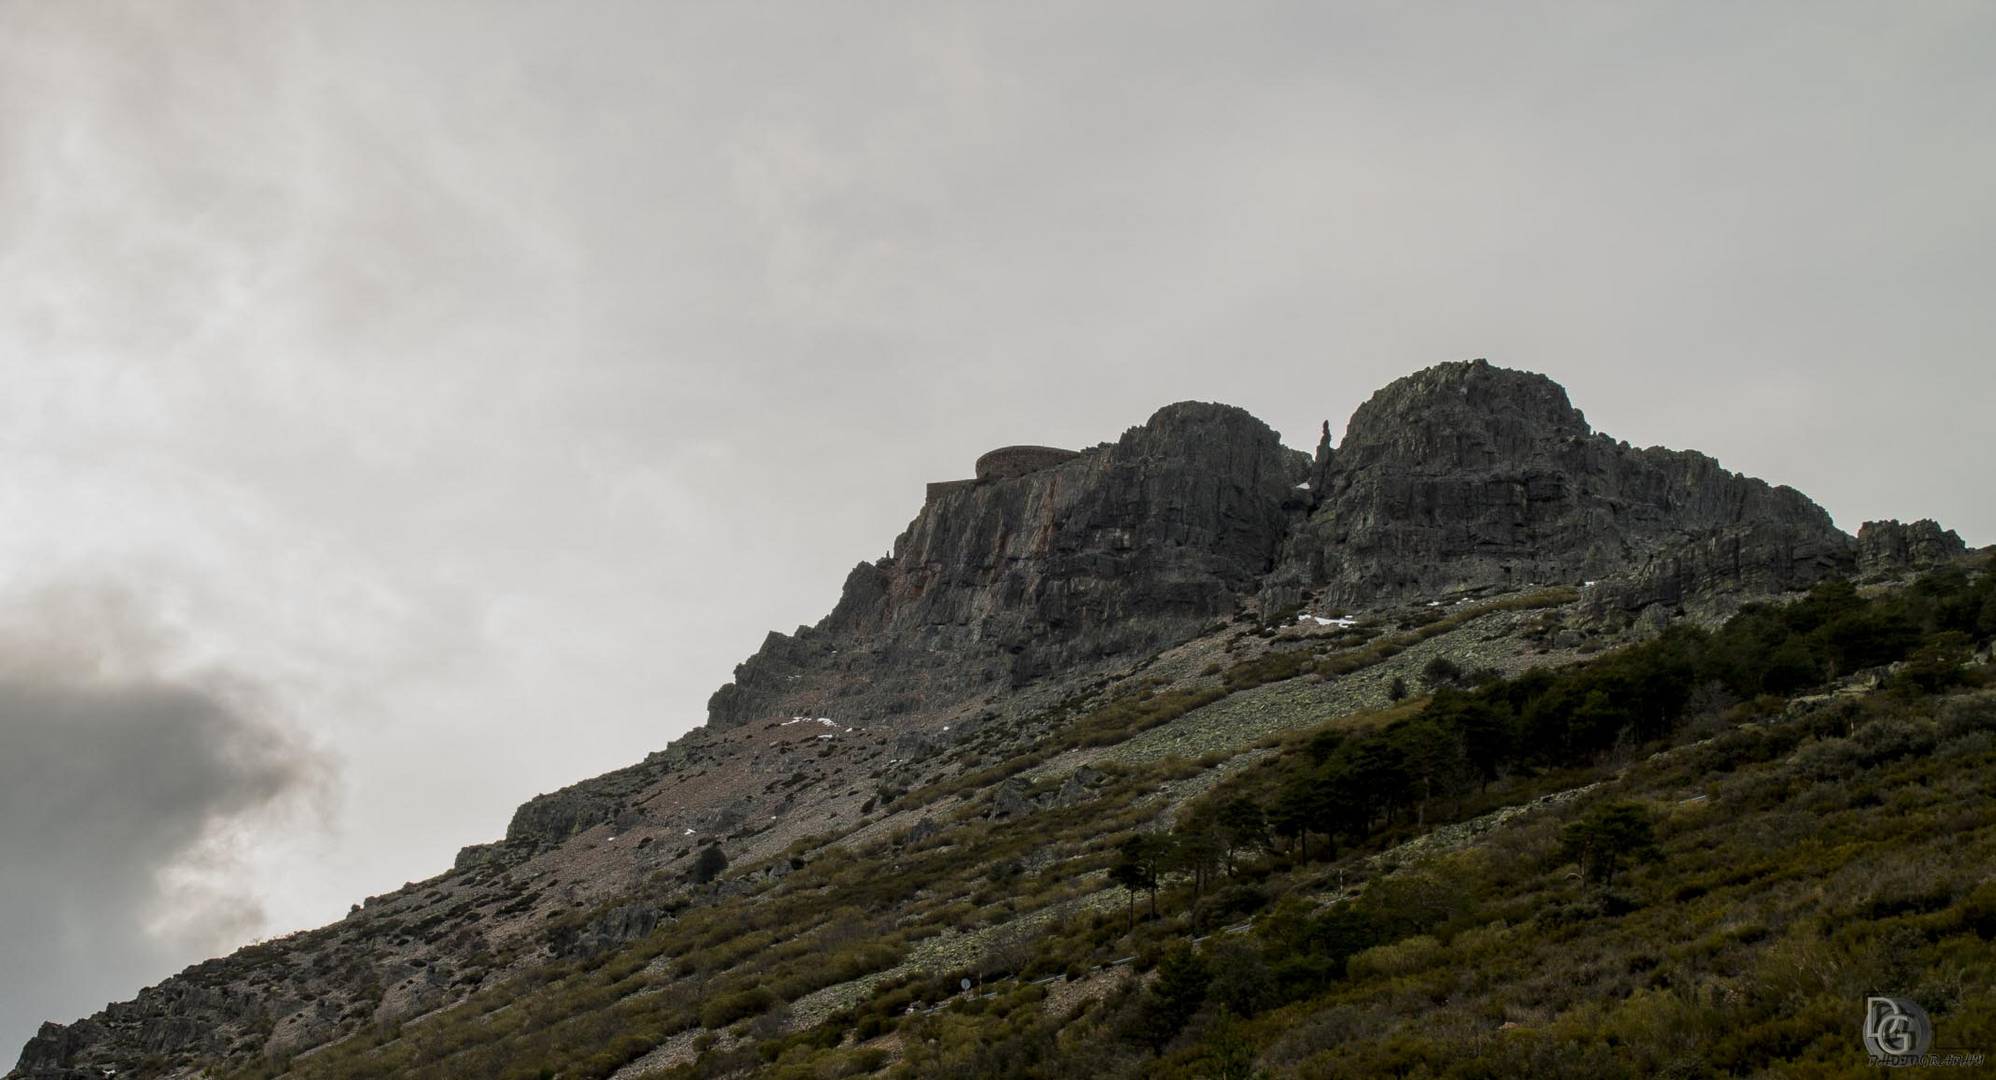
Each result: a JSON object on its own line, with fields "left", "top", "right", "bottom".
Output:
{"left": 0, "top": 588, "right": 329, "bottom": 1047}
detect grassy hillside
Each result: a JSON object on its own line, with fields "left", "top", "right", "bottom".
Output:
{"left": 224, "top": 564, "right": 1994, "bottom": 1079}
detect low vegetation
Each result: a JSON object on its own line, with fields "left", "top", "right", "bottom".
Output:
{"left": 224, "top": 565, "right": 1994, "bottom": 1078}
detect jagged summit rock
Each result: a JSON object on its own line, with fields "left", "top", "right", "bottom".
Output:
{"left": 1266, "top": 358, "right": 1854, "bottom": 615}
{"left": 706, "top": 401, "right": 1306, "bottom": 730}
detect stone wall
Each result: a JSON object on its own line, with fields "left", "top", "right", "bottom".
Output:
{"left": 924, "top": 478, "right": 977, "bottom": 502}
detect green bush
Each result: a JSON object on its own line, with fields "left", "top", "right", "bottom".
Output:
{"left": 698, "top": 986, "right": 777, "bottom": 1029}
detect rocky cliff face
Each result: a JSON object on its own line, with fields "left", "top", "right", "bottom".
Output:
{"left": 706, "top": 401, "right": 1308, "bottom": 731}
{"left": 1265, "top": 359, "right": 1857, "bottom": 617}
{"left": 1857, "top": 518, "right": 1968, "bottom": 577}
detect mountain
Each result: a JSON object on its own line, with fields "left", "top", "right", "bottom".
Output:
{"left": 11, "top": 361, "right": 1985, "bottom": 1080}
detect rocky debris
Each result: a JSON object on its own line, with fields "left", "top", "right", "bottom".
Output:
{"left": 550, "top": 903, "right": 670, "bottom": 960}
{"left": 892, "top": 730, "right": 941, "bottom": 761}
{"left": 14, "top": 971, "right": 261, "bottom": 1078}
{"left": 1053, "top": 765, "right": 1104, "bottom": 807}
{"left": 1268, "top": 359, "right": 1854, "bottom": 614}
{"left": 991, "top": 778, "right": 1037, "bottom": 818}
{"left": 1857, "top": 519, "right": 1968, "bottom": 577}
{"left": 1367, "top": 782, "right": 1602, "bottom": 875}
{"left": 264, "top": 997, "right": 343, "bottom": 1059}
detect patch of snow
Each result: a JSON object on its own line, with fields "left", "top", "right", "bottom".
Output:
{"left": 1294, "top": 482, "right": 1311, "bottom": 490}
{"left": 606, "top": 836, "right": 617, "bottom": 843}
{"left": 684, "top": 828, "right": 696, "bottom": 836}
{"left": 1427, "top": 600, "right": 1441, "bottom": 607}
{"left": 1583, "top": 580, "right": 1597, "bottom": 588}
{"left": 816, "top": 733, "right": 834, "bottom": 739}
{"left": 1299, "top": 613, "right": 1360, "bottom": 629}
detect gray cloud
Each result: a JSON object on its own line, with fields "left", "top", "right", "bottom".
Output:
{"left": 0, "top": 587, "right": 330, "bottom": 1054}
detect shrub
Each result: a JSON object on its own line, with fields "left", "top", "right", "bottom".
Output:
{"left": 1422, "top": 655, "right": 1465, "bottom": 688}
{"left": 1938, "top": 691, "right": 1996, "bottom": 740}
{"left": 691, "top": 845, "right": 729, "bottom": 884}
{"left": 1851, "top": 716, "right": 1937, "bottom": 766}
{"left": 1558, "top": 803, "right": 1660, "bottom": 886}
{"left": 698, "top": 986, "right": 777, "bottom": 1029}
{"left": 1785, "top": 737, "right": 1863, "bottom": 782}
{"left": 1347, "top": 934, "right": 1444, "bottom": 980}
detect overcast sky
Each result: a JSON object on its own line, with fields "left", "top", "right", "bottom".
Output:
{"left": 1, "top": 0, "right": 1991, "bottom": 1052}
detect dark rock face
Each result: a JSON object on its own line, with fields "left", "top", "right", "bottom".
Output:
{"left": 1268, "top": 359, "right": 1855, "bottom": 612}
{"left": 548, "top": 902, "right": 669, "bottom": 960}
{"left": 14, "top": 973, "right": 255, "bottom": 1079}
{"left": 1591, "top": 521, "right": 1857, "bottom": 618}
{"left": 13, "top": 1020, "right": 103, "bottom": 1078}
{"left": 707, "top": 402, "right": 1308, "bottom": 729}
{"left": 1857, "top": 519, "right": 1968, "bottom": 576}
{"left": 498, "top": 755, "right": 669, "bottom": 854}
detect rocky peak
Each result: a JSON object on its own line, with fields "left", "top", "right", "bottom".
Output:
{"left": 1269, "top": 359, "right": 1854, "bottom": 612}
{"left": 705, "top": 401, "right": 1307, "bottom": 730}
{"left": 1332, "top": 358, "right": 1592, "bottom": 478}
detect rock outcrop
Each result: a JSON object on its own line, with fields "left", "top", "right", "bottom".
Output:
{"left": 1856, "top": 518, "right": 1968, "bottom": 577}
{"left": 707, "top": 402, "right": 1308, "bottom": 730}
{"left": 1266, "top": 359, "right": 1856, "bottom": 615}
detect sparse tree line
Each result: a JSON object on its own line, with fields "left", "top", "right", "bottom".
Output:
{"left": 1124, "top": 569, "right": 1996, "bottom": 896}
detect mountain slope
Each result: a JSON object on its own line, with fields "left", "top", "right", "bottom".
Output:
{"left": 9, "top": 361, "right": 1974, "bottom": 1080}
